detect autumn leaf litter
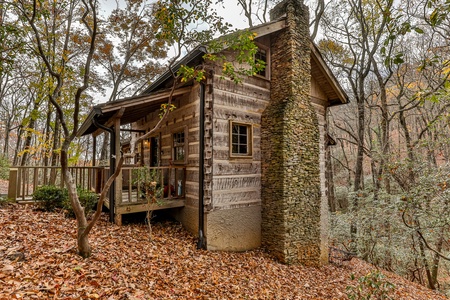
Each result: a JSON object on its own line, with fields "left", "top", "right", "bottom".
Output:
{"left": 0, "top": 204, "right": 447, "bottom": 299}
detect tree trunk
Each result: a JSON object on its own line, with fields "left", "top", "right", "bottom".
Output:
{"left": 50, "top": 116, "right": 61, "bottom": 184}
{"left": 13, "top": 125, "right": 23, "bottom": 165}
{"left": 418, "top": 234, "right": 436, "bottom": 290}
{"left": 3, "top": 117, "right": 11, "bottom": 158}
{"left": 20, "top": 109, "right": 37, "bottom": 166}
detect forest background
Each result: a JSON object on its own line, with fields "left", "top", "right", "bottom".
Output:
{"left": 1, "top": 0, "right": 449, "bottom": 295}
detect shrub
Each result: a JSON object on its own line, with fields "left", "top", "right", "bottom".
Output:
{"left": 0, "top": 195, "right": 14, "bottom": 207}
{"left": 346, "top": 270, "right": 395, "bottom": 300}
{"left": 32, "top": 185, "right": 97, "bottom": 217}
{"left": 32, "top": 185, "right": 67, "bottom": 211}
{"left": 63, "top": 187, "right": 98, "bottom": 218}
{"left": 0, "top": 155, "right": 9, "bottom": 180}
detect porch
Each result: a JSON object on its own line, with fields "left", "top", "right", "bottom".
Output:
{"left": 7, "top": 165, "right": 186, "bottom": 221}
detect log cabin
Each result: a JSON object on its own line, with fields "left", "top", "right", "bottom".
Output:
{"left": 77, "top": 0, "right": 348, "bottom": 266}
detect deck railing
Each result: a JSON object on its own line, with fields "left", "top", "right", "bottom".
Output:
{"left": 8, "top": 165, "right": 186, "bottom": 205}
{"left": 120, "top": 165, "right": 186, "bottom": 205}
{"left": 8, "top": 166, "right": 107, "bottom": 201}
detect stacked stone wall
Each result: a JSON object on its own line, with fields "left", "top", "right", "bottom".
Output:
{"left": 261, "top": 0, "right": 326, "bottom": 266}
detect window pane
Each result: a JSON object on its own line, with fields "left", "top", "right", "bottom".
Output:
{"left": 232, "top": 125, "right": 239, "bottom": 134}
{"left": 232, "top": 144, "right": 238, "bottom": 153}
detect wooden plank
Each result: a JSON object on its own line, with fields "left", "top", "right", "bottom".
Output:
{"left": 213, "top": 89, "right": 270, "bottom": 112}
{"left": 213, "top": 201, "right": 262, "bottom": 210}
{"left": 212, "top": 189, "right": 260, "bottom": 206}
{"left": 8, "top": 168, "right": 18, "bottom": 201}
{"left": 213, "top": 106, "right": 262, "bottom": 123}
{"left": 116, "top": 199, "right": 185, "bottom": 214}
{"left": 213, "top": 175, "right": 261, "bottom": 190}
{"left": 213, "top": 161, "right": 261, "bottom": 175}
{"left": 213, "top": 148, "right": 261, "bottom": 160}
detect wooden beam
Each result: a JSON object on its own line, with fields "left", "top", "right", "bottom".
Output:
{"left": 252, "top": 19, "right": 286, "bottom": 38}
{"left": 114, "top": 117, "right": 122, "bottom": 210}
{"left": 7, "top": 168, "right": 18, "bottom": 202}
{"left": 100, "top": 87, "right": 192, "bottom": 113}
{"left": 115, "top": 199, "right": 185, "bottom": 214}
{"left": 92, "top": 107, "right": 126, "bottom": 137}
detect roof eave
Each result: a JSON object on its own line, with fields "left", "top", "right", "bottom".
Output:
{"left": 142, "top": 45, "right": 208, "bottom": 94}
{"left": 310, "top": 43, "right": 349, "bottom": 106}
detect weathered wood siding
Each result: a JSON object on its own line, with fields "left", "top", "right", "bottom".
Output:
{"left": 210, "top": 65, "right": 271, "bottom": 211}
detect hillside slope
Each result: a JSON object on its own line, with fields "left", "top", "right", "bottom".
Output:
{"left": 0, "top": 204, "right": 447, "bottom": 299}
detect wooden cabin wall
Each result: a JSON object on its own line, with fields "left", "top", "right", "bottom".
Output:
{"left": 204, "top": 60, "right": 271, "bottom": 250}
{"left": 131, "top": 85, "right": 201, "bottom": 234}
{"left": 210, "top": 73, "right": 271, "bottom": 210}
{"left": 310, "top": 75, "right": 332, "bottom": 264}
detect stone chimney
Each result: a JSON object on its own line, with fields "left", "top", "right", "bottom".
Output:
{"left": 261, "top": 0, "right": 327, "bottom": 266}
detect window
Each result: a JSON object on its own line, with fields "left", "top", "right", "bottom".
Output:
{"left": 230, "top": 122, "right": 252, "bottom": 157}
{"left": 255, "top": 47, "right": 267, "bottom": 77}
{"left": 173, "top": 131, "right": 185, "bottom": 162}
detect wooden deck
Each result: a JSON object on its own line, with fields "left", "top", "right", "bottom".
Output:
{"left": 104, "top": 192, "right": 185, "bottom": 214}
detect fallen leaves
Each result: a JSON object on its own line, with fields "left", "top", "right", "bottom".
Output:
{"left": 0, "top": 204, "right": 448, "bottom": 299}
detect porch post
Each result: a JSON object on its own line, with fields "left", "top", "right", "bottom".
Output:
{"left": 8, "top": 168, "right": 18, "bottom": 202}
{"left": 92, "top": 135, "right": 97, "bottom": 166}
{"left": 114, "top": 118, "right": 123, "bottom": 225}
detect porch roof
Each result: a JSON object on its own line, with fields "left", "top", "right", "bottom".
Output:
{"left": 77, "top": 46, "right": 208, "bottom": 137}
{"left": 77, "top": 86, "right": 192, "bottom": 137}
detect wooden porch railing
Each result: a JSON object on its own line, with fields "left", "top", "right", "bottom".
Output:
{"left": 120, "top": 165, "right": 186, "bottom": 205}
{"left": 8, "top": 166, "right": 107, "bottom": 201}
{"left": 8, "top": 165, "right": 186, "bottom": 205}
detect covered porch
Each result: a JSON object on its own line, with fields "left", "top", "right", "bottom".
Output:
{"left": 74, "top": 85, "right": 195, "bottom": 224}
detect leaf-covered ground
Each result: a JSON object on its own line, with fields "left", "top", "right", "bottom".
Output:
{"left": 0, "top": 204, "right": 447, "bottom": 299}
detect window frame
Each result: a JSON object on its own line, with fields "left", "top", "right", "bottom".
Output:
{"left": 172, "top": 127, "right": 187, "bottom": 164}
{"left": 229, "top": 121, "right": 253, "bottom": 159}
{"left": 254, "top": 43, "right": 270, "bottom": 80}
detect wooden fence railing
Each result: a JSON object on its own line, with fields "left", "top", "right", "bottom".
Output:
{"left": 8, "top": 166, "right": 107, "bottom": 201}
{"left": 8, "top": 165, "right": 186, "bottom": 204}
{"left": 120, "top": 165, "right": 186, "bottom": 205}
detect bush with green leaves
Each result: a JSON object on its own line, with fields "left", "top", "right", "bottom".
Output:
{"left": 63, "top": 187, "right": 98, "bottom": 218}
{"left": 0, "top": 155, "right": 9, "bottom": 180}
{"left": 32, "top": 185, "right": 68, "bottom": 211}
{"left": 32, "top": 185, "right": 97, "bottom": 218}
{"left": 331, "top": 163, "right": 450, "bottom": 294}
{"left": 346, "top": 270, "right": 395, "bottom": 300}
